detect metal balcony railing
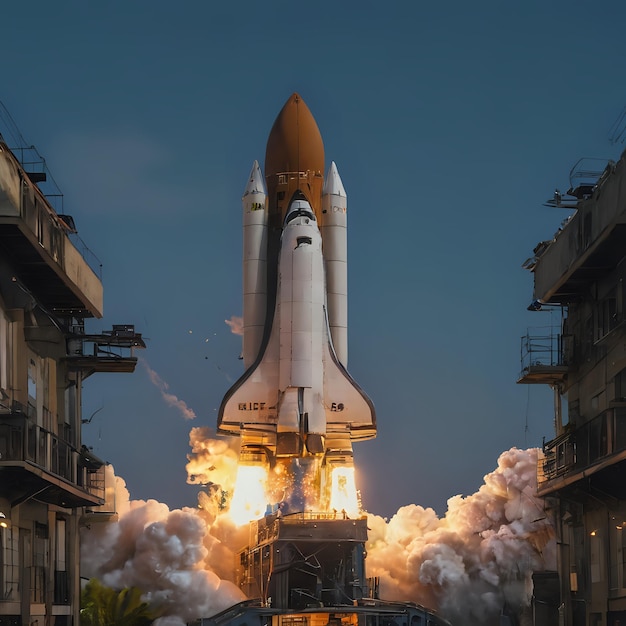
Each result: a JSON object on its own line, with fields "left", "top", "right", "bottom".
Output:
{"left": 0, "top": 102, "right": 102, "bottom": 280}
{"left": 0, "top": 408, "right": 105, "bottom": 501}
{"left": 538, "top": 406, "right": 626, "bottom": 485}
{"left": 521, "top": 327, "right": 567, "bottom": 369}
{"left": 18, "top": 169, "right": 102, "bottom": 280}
{"left": 519, "top": 326, "right": 571, "bottom": 384}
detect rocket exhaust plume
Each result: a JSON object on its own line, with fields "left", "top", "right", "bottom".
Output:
{"left": 365, "top": 447, "right": 556, "bottom": 625}
{"left": 80, "top": 465, "right": 246, "bottom": 624}
{"left": 228, "top": 464, "right": 268, "bottom": 525}
{"left": 328, "top": 465, "right": 359, "bottom": 518}
{"left": 141, "top": 358, "right": 196, "bottom": 420}
{"left": 82, "top": 443, "right": 553, "bottom": 624}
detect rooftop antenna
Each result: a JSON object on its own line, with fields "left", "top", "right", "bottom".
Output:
{"left": 0, "top": 100, "right": 65, "bottom": 212}
{"left": 0, "top": 100, "right": 29, "bottom": 149}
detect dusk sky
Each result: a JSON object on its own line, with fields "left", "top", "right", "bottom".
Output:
{"left": 2, "top": 1, "right": 626, "bottom": 519}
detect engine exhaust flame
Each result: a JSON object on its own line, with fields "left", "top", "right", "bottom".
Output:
{"left": 228, "top": 464, "right": 268, "bottom": 526}
{"left": 329, "top": 466, "right": 359, "bottom": 518}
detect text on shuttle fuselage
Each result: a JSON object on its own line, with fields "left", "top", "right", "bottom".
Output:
{"left": 239, "top": 402, "right": 267, "bottom": 411}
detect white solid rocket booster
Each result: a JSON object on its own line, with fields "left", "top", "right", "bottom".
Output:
{"left": 321, "top": 161, "right": 348, "bottom": 367}
{"left": 242, "top": 160, "right": 267, "bottom": 368}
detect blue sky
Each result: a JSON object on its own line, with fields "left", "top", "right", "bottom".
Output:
{"left": 2, "top": 1, "right": 626, "bottom": 518}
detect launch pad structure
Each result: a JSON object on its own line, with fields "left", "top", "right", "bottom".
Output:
{"left": 200, "top": 511, "right": 452, "bottom": 626}
{"left": 237, "top": 512, "right": 369, "bottom": 609}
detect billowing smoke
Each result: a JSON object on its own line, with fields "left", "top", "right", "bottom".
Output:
{"left": 141, "top": 358, "right": 197, "bottom": 420}
{"left": 81, "top": 465, "right": 246, "bottom": 626}
{"left": 225, "top": 315, "right": 244, "bottom": 336}
{"left": 365, "top": 447, "right": 555, "bottom": 625}
{"left": 82, "top": 442, "right": 553, "bottom": 626}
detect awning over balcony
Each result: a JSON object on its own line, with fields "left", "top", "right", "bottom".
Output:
{"left": 0, "top": 463, "right": 104, "bottom": 508}
{"left": 541, "top": 224, "right": 626, "bottom": 304}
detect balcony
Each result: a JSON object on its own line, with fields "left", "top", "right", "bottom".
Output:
{"left": 0, "top": 140, "right": 103, "bottom": 318}
{"left": 0, "top": 407, "right": 105, "bottom": 507}
{"left": 530, "top": 153, "right": 626, "bottom": 305}
{"left": 64, "top": 324, "right": 146, "bottom": 376}
{"left": 517, "top": 327, "right": 571, "bottom": 385}
{"left": 537, "top": 406, "right": 626, "bottom": 497}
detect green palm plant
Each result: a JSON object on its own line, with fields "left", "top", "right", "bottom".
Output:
{"left": 80, "top": 578, "right": 160, "bottom": 626}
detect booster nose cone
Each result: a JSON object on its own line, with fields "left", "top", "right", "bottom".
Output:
{"left": 243, "top": 160, "right": 267, "bottom": 198}
{"left": 322, "top": 162, "right": 347, "bottom": 198}
{"left": 265, "top": 93, "right": 325, "bottom": 223}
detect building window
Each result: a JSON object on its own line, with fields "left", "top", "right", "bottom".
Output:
{"left": 588, "top": 410, "right": 608, "bottom": 463}
{"left": 590, "top": 527, "right": 604, "bottom": 584}
{"left": 0, "top": 525, "right": 19, "bottom": 601}
{"left": 54, "top": 519, "right": 69, "bottom": 604}
{"left": 28, "top": 358, "right": 37, "bottom": 418}
{"left": 596, "top": 290, "right": 619, "bottom": 341}
{"left": 589, "top": 613, "right": 602, "bottom": 626}
{"left": 32, "top": 522, "right": 48, "bottom": 603}
{"left": 0, "top": 309, "right": 10, "bottom": 394}
{"left": 64, "top": 383, "right": 77, "bottom": 448}
{"left": 609, "top": 513, "right": 626, "bottom": 592}
{"left": 579, "top": 211, "right": 592, "bottom": 250}
{"left": 615, "top": 408, "right": 626, "bottom": 452}
{"left": 42, "top": 359, "right": 50, "bottom": 429}
{"left": 615, "top": 369, "right": 626, "bottom": 402}
{"left": 36, "top": 199, "right": 45, "bottom": 245}
{"left": 582, "top": 315, "right": 594, "bottom": 360}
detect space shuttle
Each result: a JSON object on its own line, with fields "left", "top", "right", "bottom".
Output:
{"left": 218, "top": 93, "right": 376, "bottom": 470}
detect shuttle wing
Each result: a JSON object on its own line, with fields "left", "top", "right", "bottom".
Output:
{"left": 322, "top": 312, "right": 376, "bottom": 441}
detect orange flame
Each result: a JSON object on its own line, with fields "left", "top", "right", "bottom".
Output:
{"left": 329, "top": 466, "right": 359, "bottom": 518}
{"left": 228, "top": 465, "right": 268, "bottom": 526}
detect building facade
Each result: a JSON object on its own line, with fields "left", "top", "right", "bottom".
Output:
{"left": 0, "top": 137, "right": 143, "bottom": 626}
{"left": 521, "top": 153, "right": 626, "bottom": 626}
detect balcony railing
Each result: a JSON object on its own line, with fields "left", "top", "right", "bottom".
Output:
{"left": 0, "top": 103, "right": 103, "bottom": 280}
{"left": 0, "top": 409, "right": 104, "bottom": 501}
{"left": 538, "top": 406, "right": 626, "bottom": 485}
{"left": 518, "top": 326, "right": 571, "bottom": 384}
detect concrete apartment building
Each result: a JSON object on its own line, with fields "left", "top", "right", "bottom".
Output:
{"left": 520, "top": 151, "right": 626, "bottom": 626}
{"left": 0, "top": 133, "right": 143, "bottom": 626}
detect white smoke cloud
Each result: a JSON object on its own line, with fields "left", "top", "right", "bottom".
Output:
{"left": 225, "top": 315, "right": 243, "bottom": 336}
{"left": 141, "top": 358, "right": 196, "bottom": 420}
{"left": 82, "top": 446, "right": 554, "bottom": 625}
{"left": 81, "top": 465, "right": 246, "bottom": 622}
{"left": 365, "top": 448, "right": 556, "bottom": 626}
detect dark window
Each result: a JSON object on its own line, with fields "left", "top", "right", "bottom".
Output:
{"left": 597, "top": 291, "right": 618, "bottom": 341}
{"left": 615, "top": 369, "right": 626, "bottom": 401}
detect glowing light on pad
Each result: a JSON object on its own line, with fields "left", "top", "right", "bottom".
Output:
{"left": 329, "top": 466, "right": 359, "bottom": 518}
{"left": 228, "top": 465, "right": 268, "bottom": 526}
